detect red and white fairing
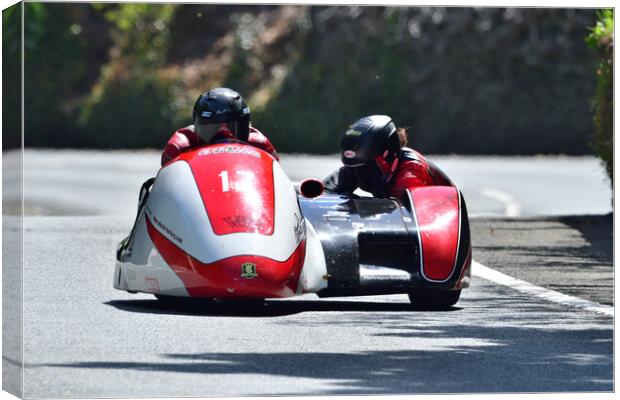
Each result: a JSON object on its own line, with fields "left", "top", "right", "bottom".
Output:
{"left": 408, "top": 186, "right": 463, "bottom": 282}
{"left": 115, "top": 142, "right": 471, "bottom": 305}
{"left": 114, "top": 144, "right": 328, "bottom": 298}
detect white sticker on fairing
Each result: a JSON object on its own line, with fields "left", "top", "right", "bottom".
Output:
{"left": 201, "top": 111, "right": 212, "bottom": 118}
{"left": 344, "top": 150, "right": 356, "bottom": 159}
{"left": 197, "top": 145, "right": 261, "bottom": 158}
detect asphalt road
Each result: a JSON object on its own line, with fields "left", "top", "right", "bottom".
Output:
{"left": 2, "top": 150, "right": 614, "bottom": 397}
{"left": 472, "top": 215, "right": 613, "bottom": 306}
{"left": 2, "top": 216, "right": 611, "bottom": 397}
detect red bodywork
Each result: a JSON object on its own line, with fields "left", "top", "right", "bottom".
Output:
{"left": 152, "top": 143, "right": 304, "bottom": 298}
{"left": 176, "top": 145, "right": 275, "bottom": 235}
{"left": 409, "top": 186, "right": 461, "bottom": 282}
{"left": 147, "top": 218, "right": 306, "bottom": 298}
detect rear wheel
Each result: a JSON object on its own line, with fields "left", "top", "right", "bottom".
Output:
{"left": 408, "top": 288, "right": 461, "bottom": 309}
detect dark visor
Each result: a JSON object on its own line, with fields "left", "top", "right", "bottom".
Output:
{"left": 195, "top": 121, "right": 240, "bottom": 143}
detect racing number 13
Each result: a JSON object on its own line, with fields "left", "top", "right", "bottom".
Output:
{"left": 218, "top": 170, "right": 252, "bottom": 192}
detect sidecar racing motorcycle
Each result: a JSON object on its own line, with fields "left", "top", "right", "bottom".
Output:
{"left": 114, "top": 142, "right": 471, "bottom": 308}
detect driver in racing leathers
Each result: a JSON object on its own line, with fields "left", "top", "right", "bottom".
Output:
{"left": 323, "top": 115, "right": 452, "bottom": 198}
{"left": 161, "top": 87, "right": 278, "bottom": 166}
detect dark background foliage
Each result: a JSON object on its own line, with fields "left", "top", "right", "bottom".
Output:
{"left": 586, "top": 10, "right": 613, "bottom": 184}
{"left": 2, "top": 4, "right": 21, "bottom": 150}
{"left": 3, "top": 4, "right": 608, "bottom": 157}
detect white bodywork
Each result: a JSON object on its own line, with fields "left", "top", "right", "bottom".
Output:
{"left": 114, "top": 159, "right": 328, "bottom": 296}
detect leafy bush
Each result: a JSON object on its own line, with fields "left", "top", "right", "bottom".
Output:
{"left": 78, "top": 4, "right": 185, "bottom": 147}
{"left": 2, "top": 4, "right": 21, "bottom": 149}
{"left": 255, "top": 7, "right": 599, "bottom": 154}
{"left": 23, "top": 5, "right": 602, "bottom": 154}
{"left": 23, "top": 3, "right": 92, "bottom": 147}
{"left": 78, "top": 66, "right": 184, "bottom": 148}
{"left": 586, "top": 10, "right": 613, "bottom": 184}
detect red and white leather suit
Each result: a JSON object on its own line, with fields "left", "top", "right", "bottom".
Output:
{"left": 161, "top": 125, "right": 279, "bottom": 166}
{"left": 323, "top": 147, "right": 452, "bottom": 198}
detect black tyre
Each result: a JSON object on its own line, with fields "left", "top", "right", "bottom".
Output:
{"left": 408, "top": 288, "right": 461, "bottom": 309}
{"left": 154, "top": 294, "right": 183, "bottom": 303}
{"left": 155, "top": 294, "right": 217, "bottom": 307}
{"left": 224, "top": 298, "right": 266, "bottom": 307}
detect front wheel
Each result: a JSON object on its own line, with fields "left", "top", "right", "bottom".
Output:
{"left": 155, "top": 294, "right": 218, "bottom": 308}
{"left": 408, "top": 288, "right": 461, "bottom": 309}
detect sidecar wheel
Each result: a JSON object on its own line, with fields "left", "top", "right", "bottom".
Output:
{"left": 408, "top": 288, "right": 461, "bottom": 309}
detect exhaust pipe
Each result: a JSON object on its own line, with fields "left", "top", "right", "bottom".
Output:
{"left": 300, "top": 179, "right": 324, "bottom": 198}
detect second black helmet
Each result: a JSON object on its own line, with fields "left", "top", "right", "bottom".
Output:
{"left": 340, "top": 115, "right": 399, "bottom": 167}
{"left": 192, "top": 87, "right": 251, "bottom": 142}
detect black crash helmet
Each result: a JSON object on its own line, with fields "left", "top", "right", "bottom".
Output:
{"left": 340, "top": 115, "right": 399, "bottom": 167}
{"left": 192, "top": 87, "right": 251, "bottom": 142}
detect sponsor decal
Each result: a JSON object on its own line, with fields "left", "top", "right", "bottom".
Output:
{"left": 222, "top": 215, "right": 270, "bottom": 231}
{"left": 293, "top": 212, "right": 306, "bottom": 243}
{"left": 145, "top": 277, "right": 160, "bottom": 293}
{"left": 241, "top": 263, "right": 258, "bottom": 279}
{"left": 323, "top": 210, "right": 350, "bottom": 222}
{"left": 242, "top": 107, "right": 250, "bottom": 115}
{"left": 345, "top": 129, "right": 362, "bottom": 136}
{"left": 201, "top": 111, "right": 212, "bottom": 118}
{"left": 146, "top": 206, "right": 183, "bottom": 245}
{"left": 359, "top": 265, "right": 411, "bottom": 282}
{"left": 198, "top": 145, "right": 261, "bottom": 158}
{"left": 343, "top": 150, "right": 356, "bottom": 159}
{"left": 325, "top": 210, "right": 349, "bottom": 217}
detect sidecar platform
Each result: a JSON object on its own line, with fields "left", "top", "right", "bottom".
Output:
{"left": 299, "top": 191, "right": 471, "bottom": 297}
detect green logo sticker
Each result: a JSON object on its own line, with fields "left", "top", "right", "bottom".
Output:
{"left": 241, "top": 263, "right": 257, "bottom": 279}
{"left": 345, "top": 129, "right": 362, "bottom": 136}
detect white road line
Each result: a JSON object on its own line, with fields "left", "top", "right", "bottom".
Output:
{"left": 472, "top": 260, "right": 614, "bottom": 317}
{"left": 480, "top": 187, "right": 522, "bottom": 217}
